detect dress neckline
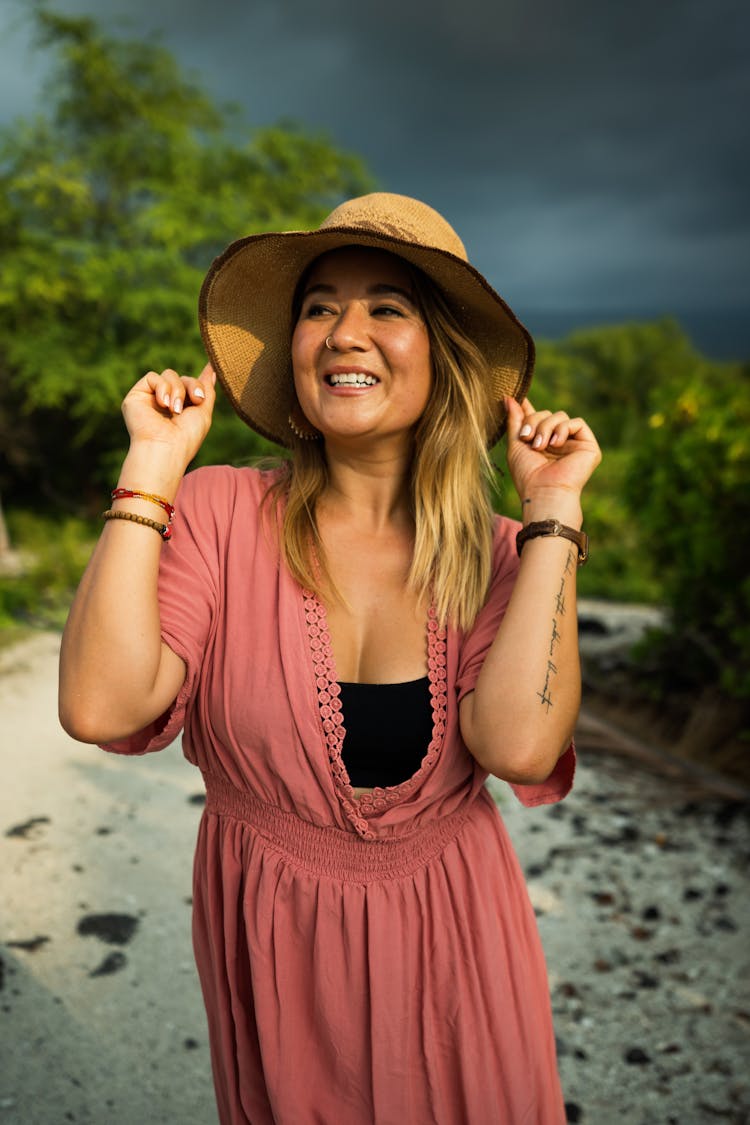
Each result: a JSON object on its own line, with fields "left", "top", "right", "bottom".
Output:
{"left": 301, "top": 588, "right": 448, "bottom": 838}
{"left": 337, "top": 676, "right": 430, "bottom": 688}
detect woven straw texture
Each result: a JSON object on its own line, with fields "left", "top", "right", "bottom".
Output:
{"left": 199, "top": 193, "right": 534, "bottom": 447}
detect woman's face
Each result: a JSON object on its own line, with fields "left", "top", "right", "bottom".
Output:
{"left": 291, "top": 247, "right": 432, "bottom": 447}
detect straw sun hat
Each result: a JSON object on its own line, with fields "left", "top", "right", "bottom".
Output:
{"left": 199, "top": 192, "right": 534, "bottom": 448}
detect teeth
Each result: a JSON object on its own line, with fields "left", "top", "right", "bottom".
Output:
{"left": 328, "top": 373, "right": 378, "bottom": 386}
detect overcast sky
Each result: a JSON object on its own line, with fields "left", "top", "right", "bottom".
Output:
{"left": 1, "top": 0, "right": 748, "bottom": 357}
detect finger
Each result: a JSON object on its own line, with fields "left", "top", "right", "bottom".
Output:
{"left": 503, "top": 395, "right": 524, "bottom": 426}
{"left": 541, "top": 414, "right": 580, "bottom": 447}
{"left": 182, "top": 376, "right": 215, "bottom": 408}
{"left": 515, "top": 410, "right": 568, "bottom": 449}
{"left": 187, "top": 363, "right": 217, "bottom": 404}
{"left": 507, "top": 399, "right": 598, "bottom": 451}
{"left": 176, "top": 379, "right": 203, "bottom": 407}
{"left": 139, "top": 370, "right": 171, "bottom": 410}
{"left": 530, "top": 411, "right": 572, "bottom": 449}
{"left": 509, "top": 398, "right": 538, "bottom": 432}
{"left": 519, "top": 410, "right": 552, "bottom": 442}
{"left": 546, "top": 418, "right": 601, "bottom": 468}
{"left": 560, "top": 416, "right": 601, "bottom": 449}
{"left": 198, "top": 362, "right": 217, "bottom": 388}
{"left": 141, "top": 368, "right": 186, "bottom": 413}
{"left": 160, "top": 368, "right": 190, "bottom": 414}
{"left": 547, "top": 421, "right": 571, "bottom": 447}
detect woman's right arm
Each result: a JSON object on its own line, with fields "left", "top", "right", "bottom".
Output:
{"left": 58, "top": 364, "right": 217, "bottom": 743}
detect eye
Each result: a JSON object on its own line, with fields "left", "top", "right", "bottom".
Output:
{"left": 303, "top": 302, "right": 334, "bottom": 318}
{"left": 373, "top": 304, "right": 404, "bottom": 317}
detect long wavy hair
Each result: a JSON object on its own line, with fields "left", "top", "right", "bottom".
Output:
{"left": 265, "top": 258, "right": 498, "bottom": 631}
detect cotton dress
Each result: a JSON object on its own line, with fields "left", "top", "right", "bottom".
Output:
{"left": 103, "top": 465, "right": 575, "bottom": 1125}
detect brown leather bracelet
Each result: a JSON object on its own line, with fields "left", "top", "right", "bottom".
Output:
{"left": 516, "top": 519, "right": 589, "bottom": 565}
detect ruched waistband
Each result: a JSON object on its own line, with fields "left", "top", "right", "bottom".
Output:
{"left": 202, "top": 772, "right": 472, "bottom": 882}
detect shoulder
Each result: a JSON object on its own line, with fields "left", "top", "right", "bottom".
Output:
{"left": 177, "top": 464, "right": 284, "bottom": 510}
{"left": 172, "top": 465, "right": 285, "bottom": 545}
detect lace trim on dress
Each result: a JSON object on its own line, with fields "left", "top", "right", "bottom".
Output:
{"left": 302, "top": 589, "right": 448, "bottom": 839}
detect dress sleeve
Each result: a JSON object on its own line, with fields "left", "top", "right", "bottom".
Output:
{"left": 99, "top": 465, "right": 224, "bottom": 756}
{"left": 456, "top": 515, "right": 576, "bottom": 806}
{"left": 455, "top": 516, "right": 521, "bottom": 706}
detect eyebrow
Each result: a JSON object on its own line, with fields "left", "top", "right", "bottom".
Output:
{"left": 301, "top": 282, "right": 416, "bottom": 304}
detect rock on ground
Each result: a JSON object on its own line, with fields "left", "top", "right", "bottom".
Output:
{"left": 490, "top": 760, "right": 750, "bottom": 1125}
{"left": 1, "top": 633, "right": 749, "bottom": 1124}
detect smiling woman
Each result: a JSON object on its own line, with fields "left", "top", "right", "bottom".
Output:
{"left": 59, "top": 192, "right": 601, "bottom": 1125}
{"left": 290, "top": 247, "right": 433, "bottom": 446}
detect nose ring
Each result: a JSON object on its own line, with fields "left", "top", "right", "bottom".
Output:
{"left": 325, "top": 336, "right": 336, "bottom": 351}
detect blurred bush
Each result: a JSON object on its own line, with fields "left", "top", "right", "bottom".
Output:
{"left": 495, "top": 320, "right": 750, "bottom": 769}
{"left": 0, "top": 510, "right": 96, "bottom": 630}
{"left": 625, "top": 359, "right": 750, "bottom": 703}
{"left": 1, "top": 6, "right": 748, "bottom": 768}
{"left": 0, "top": 6, "right": 372, "bottom": 509}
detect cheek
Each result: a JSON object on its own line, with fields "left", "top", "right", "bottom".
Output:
{"left": 290, "top": 325, "right": 318, "bottom": 391}
{"left": 290, "top": 324, "right": 306, "bottom": 373}
{"left": 402, "top": 332, "right": 433, "bottom": 405}
{"left": 391, "top": 323, "right": 430, "bottom": 364}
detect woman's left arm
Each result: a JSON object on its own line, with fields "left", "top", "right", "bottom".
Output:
{"left": 459, "top": 396, "right": 602, "bottom": 784}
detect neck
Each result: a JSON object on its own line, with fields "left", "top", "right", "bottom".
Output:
{"left": 321, "top": 439, "right": 414, "bottom": 532}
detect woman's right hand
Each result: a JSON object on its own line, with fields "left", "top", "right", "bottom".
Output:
{"left": 60, "top": 362, "right": 218, "bottom": 744}
{"left": 121, "top": 362, "right": 217, "bottom": 467}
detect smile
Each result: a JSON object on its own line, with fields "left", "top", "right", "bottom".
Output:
{"left": 325, "top": 373, "right": 379, "bottom": 387}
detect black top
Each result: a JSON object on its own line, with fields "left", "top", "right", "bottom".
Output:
{"left": 338, "top": 677, "right": 433, "bottom": 788}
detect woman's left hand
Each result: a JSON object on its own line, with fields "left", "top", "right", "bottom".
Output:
{"left": 504, "top": 396, "right": 602, "bottom": 503}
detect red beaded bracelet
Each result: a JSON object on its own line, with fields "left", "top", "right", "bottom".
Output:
{"left": 111, "top": 487, "right": 175, "bottom": 521}
{"left": 102, "top": 509, "right": 172, "bottom": 541}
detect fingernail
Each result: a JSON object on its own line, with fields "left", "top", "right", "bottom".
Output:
{"left": 520, "top": 424, "right": 532, "bottom": 438}
{"left": 549, "top": 433, "right": 559, "bottom": 446}
{"left": 194, "top": 387, "right": 206, "bottom": 400}
{"left": 162, "top": 392, "right": 170, "bottom": 408}
{"left": 533, "top": 434, "right": 543, "bottom": 448}
{"left": 173, "top": 398, "right": 183, "bottom": 414}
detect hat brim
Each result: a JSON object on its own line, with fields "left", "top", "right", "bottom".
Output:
{"left": 199, "top": 227, "right": 534, "bottom": 448}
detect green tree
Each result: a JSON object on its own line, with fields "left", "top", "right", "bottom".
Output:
{"left": 532, "top": 318, "right": 703, "bottom": 449}
{"left": 496, "top": 320, "right": 717, "bottom": 604}
{"left": 0, "top": 5, "right": 372, "bottom": 508}
{"left": 625, "top": 359, "right": 750, "bottom": 701}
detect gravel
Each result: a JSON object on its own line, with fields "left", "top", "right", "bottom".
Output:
{"left": 2, "top": 632, "right": 748, "bottom": 1124}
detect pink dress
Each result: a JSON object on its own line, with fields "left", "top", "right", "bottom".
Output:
{"left": 103, "top": 466, "right": 574, "bottom": 1125}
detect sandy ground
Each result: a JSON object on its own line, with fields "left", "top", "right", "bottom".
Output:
{"left": 1, "top": 632, "right": 748, "bottom": 1125}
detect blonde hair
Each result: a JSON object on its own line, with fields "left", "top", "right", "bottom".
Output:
{"left": 266, "top": 261, "right": 498, "bottom": 631}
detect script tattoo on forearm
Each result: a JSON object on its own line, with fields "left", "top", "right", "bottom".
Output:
{"left": 537, "top": 548, "right": 577, "bottom": 712}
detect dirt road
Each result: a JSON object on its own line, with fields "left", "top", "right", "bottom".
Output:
{"left": 1, "top": 633, "right": 748, "bottom": 1124}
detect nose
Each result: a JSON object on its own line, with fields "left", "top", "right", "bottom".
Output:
{"left": 325, "top": 302, "right": 369, "bottom": 352}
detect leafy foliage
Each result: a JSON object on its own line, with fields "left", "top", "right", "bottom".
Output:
{"left": 0, "top": 509, "right": 97, "bottom": 630}
{"left": 494, "top": 321, "right": 709, "bottom": 604}
{"left": 494, "top": 321, "right": 750, "bottom": 708}
{"left": 2, "top": 6, "right": 749, "bottom": 731}
{"left": 625, "top": 360, "right": 750, "bottom": 699}
{"left": 0, "top": 6, "right": 372, "bottom": 502}
{"left": 531, "top": 318, "right": 702, "bottom": 449}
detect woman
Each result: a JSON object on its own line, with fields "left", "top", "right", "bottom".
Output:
{"left": 60, "top": 193, "right": 601, "bottom": 1124}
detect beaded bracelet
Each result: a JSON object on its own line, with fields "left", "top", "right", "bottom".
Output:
{"left": 102, "top": 509, "right": 172, "bottom": 541}
{"left": 111, "top": 487, "right": 175, "bottom": 522}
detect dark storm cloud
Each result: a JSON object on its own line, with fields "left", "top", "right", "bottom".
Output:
{"left": 1, "top": 0, "right": 748, "bottom": 351}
